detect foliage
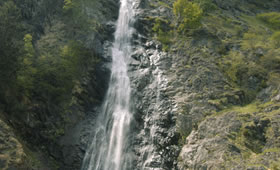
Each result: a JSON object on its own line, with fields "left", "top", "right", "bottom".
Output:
{"left": 216, "top": 13, "right": 280, "bottom": 103}
{"left": 63, "top": 0, "right": 74, "bottom": 11}
{"left": 218, "top": 50, "right": 268, "bottom": 102}
{"left": 219, "top": 51, "right": 244, "bottom": 83}
{"left": 0, "top": 0, "right": 25, "bottom": 109}
{"left": 34, "top": 40, "right": 94, "bottom": 104}
{"left": 23, "top": 34, "right": 35, "bottom": 60}
{"left": 173, "top": 0, "right": 203, "bottom": 32}
{"left": 152, "top": 18, "right": 174, "bottom": 51}
{"left": 17, "top": 34, "right": 37, "bottom": 95}
{"left": 62, "top": 0, "right": 100, "bottom": 36}
{"left": 270, "top": 31, "right": 280, "bottom": 47}
{"left": 0, "top": 0, "right": 99, "bottom": 122}
{"left": 0, "top": 1, "right": 23, "bottom": 83}
{"left": 241, "top": 29, "right": 270, "bottom": 50}
{"left": 194, "top": 0, "right": 217, "bottom": 12}
{"left": 257, "top": 12, "right": 280, "bottom": 30}
{"left": 260, "top": 49, "right": 280, "bottom": 71}
{"left": 0, "top": 0, "right": 102, "bottom": 167}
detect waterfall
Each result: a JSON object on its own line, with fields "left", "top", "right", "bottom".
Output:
{"left": 81, "top": 0, "right": 135, "bottom": 169}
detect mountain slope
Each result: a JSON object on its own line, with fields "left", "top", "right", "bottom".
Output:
{"left": 138, "top": 0, "right": 280, "bottom": 169}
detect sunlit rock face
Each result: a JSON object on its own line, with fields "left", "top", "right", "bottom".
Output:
{"left": 0, "top": 119, "right": 26, "bottom": 170}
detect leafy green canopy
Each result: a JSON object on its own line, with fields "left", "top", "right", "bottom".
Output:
{"left": 0, "top": 1, "right": 23, "bottom": 83}
{"left": 173, "top": 0, "right": 203, "bottom": 32}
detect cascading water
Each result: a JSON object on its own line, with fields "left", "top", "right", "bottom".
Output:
{"left": 81, "top": 0, "right": 135, "bottom": 169}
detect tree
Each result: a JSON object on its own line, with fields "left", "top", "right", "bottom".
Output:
{"left": 173, "top": 0, "right": 203, "bottom": 32}
{"left": 17, "top": 34, "right": 37, "bottom": 95}
{"left": 0, "top": 1, "right": 23, "bottom": 82}
{"left": 0, "top": 0, "right": 25, "bottom": 108}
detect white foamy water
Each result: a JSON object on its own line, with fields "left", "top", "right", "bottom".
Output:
{"left": 81, "top": 0, "right": 135, "bottom": 169}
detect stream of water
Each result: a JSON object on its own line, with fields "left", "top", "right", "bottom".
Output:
{"left": 81, "top": 0, "right": 135, "bottom": 169}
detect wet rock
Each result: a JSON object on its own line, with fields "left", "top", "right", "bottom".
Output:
{"left": 128, "top": 38, "right": 180, "bottom": 169}
{"left": 59, "top": 112, "right": 99, "bottom": 170}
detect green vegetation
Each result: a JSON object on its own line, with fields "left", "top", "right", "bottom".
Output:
{"left": 152, "top": 18, "right": 174, "bottom": 51}
{"left": 152, "top": 0, "right": 280, "bottom": 168}
{"left": 63, "top": 0, "right": 74, "bottom": 10}
{"left": 193, "top": 0, "right": 217, "bottom": 12}
{"left": 271, "top": 31, "right": 280, "bottom": 47}
{"left": 0, "top": 1, "right": 23, "bottom": 84}
{"left": 173, "top": 0, "right": 203, "bottom": 32}
{"left": 0, "top": 0, "right": 101, "bottom": 153}
{"left": 218, "top": 50, "right": 268, "bottom": 102}
{"left": 212, "top": 101, "right": 280, "bottom": 167}
{"left": 152, "top": 0, "right": 207, "bottom": 50}
{"left": 17, "top": 34, "right": 37, "bottom": 96}
{"left": 216, "top": 13, "right": 280, "bottom": 103}
{"left": 257, "top": 12, "right": 280, "bottom": 30}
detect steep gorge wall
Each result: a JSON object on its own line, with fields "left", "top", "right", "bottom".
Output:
{"left": 135, "top": 0, "right": 280, "bottom": 169}
{"left": 2, "top": 0, "right": 280, "bottom": 169}
{"left": 59, "top": 0, "right": 280, "bottom": 169}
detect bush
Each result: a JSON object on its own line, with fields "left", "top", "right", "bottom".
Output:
{"left": 17, "top": 34, "right": 37, "bottom": 95}
{"left": 271, "top": 31, "right": 280, "bottom": 47}
{"left": 63, "top": 0, "right": 74, "bottom": 11}
{"left": 257, "top": 12, "right": 280, "bottom": 30}
{"left": 260, "top": 51, "right": 280, "bottom": 71}
{"left": 173, "top": 0, "right": 203, "bottom": 32}
{"left": 194, "top": 0, "right": 217, "bottom": 12}
{"left": 241, "top": 31, "right": 267, "bottom": 50}
{"left": 0, "top": 1, "right": 23, "bottom": 83}
{"left": 219, "top": 51, "right": 268, "bottom": 102}
{"left": 152, "top": 18, "right": 173, "bottom": 51}
{"left": 220, "top": 51, "right": 245, "bottom": 82}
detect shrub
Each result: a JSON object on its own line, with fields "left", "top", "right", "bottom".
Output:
{"left": 241, "top": 30, "right": 269, "bottom": 50}
{"left": 220, "top": 51, "right": 245, "bottom": 82}
{"left": 0, "top": 1, "right": 23, "bottom": 83}
{"left": 63, "top": 0, "right": 74, "bottom": 11}
{"left": 23, "top": 34, "right": 35, "bottom": 61}
{"left": 194, "top": 0, "right": 217, "bottom": 12}
{"left": 17, "top": 34, "right": 37, "bottom": 95}
{"left": 271, "top": 31, "right": 280, "bottom": 47}
{"left": 219, "top": 51, "right": 268, "bottom": 102}
{"left": 257, "top": 12, "right": 280, "bottom": 30}
{"left": 173, "top": 0, "right": 203, "bottom": 32}
{"left": 260, "top": 52, "right": 280, "bottom": 71}
{"left": 152, "top": 18, "right": 173, "bottom": 51}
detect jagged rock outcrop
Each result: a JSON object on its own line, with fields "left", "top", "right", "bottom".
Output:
{"left": 128, "top": 0, "right": 280, "bottom": 169}
{"left": 0, "top": 119, "right": 26, "bottom": 169}
{"left": 129, "top": 42, "right": 180, "bottom": 169}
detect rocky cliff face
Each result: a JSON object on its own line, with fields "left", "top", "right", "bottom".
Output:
{"left": 136, "top": 0, "right": 280, "bottom": 169}
{"left": 122, "top": 0, "right": 280, "bottom": 169}
{"left": 0, "top": 119, "right": 26, "bottom": 169}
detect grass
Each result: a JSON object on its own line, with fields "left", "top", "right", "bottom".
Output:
{"left": 231, "top": 103, "right": 258, "bottom": 114}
